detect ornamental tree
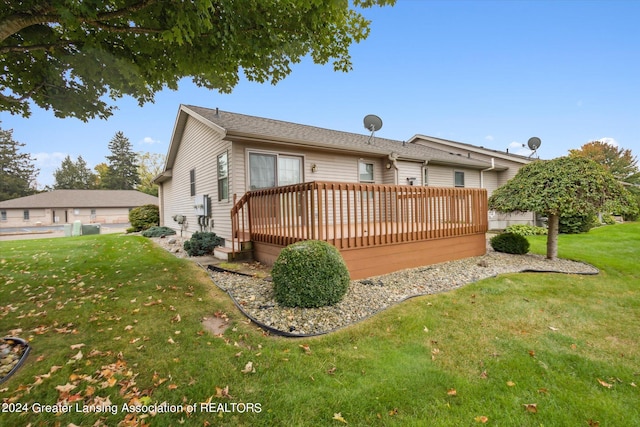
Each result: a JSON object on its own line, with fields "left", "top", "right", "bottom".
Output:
{"left": 488, "top": 156, "right": 630, "bottom": 260}
{"left": 1, "top": 0, "right": 395, "bottom": 121}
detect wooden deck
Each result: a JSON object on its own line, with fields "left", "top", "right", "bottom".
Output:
{"left": 231, "top": 181, "right": 488, "bottom": 279}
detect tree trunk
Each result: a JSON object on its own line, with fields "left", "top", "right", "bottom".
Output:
{"left": 546, "top": 214, "right": 559, "bottom": 260}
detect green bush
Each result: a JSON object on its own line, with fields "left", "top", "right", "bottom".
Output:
{"left": 183, "top": 231, "right": 222, "bottom": 256}
{"left": 559, "top": 214, "right": 597, "bottom": 234}
{"left": 490, "top": 232, "right": 530, "bottom": 255}
{"left": 141, "top": 226, "right": 177, "bottom": 237}
{"left": 128, "top": 204, "right": 159, "bottom": 232}
{"left": 271, "top": 240, "right": 350, "bottom": 308}
{"left": 505, "top": 224, "right": 548, "bottom": 236}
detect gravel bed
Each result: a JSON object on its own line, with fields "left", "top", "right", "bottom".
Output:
{"left": 150, "top": 236, "right": 599, "bottom": 336}
{"left": 209, "top": 252, "right": 598, "bottom": 336}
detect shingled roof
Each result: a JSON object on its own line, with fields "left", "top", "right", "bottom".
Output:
{"left": 0, "top": 190, "right": 158, "bottom": 209}
{"left": 163, "top": 105, "right": 499, "bottom": 172}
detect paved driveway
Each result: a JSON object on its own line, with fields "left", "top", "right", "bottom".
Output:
{"left": 0, "top": 223, "right": 130, "bottom": 241}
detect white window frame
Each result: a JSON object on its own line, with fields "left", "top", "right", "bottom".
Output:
{"left": 358, "top": 160, "right": 375, "bottom": 183}
{"left": 246, "top": 149, "right": 304, "bottom": 190}
{"left": 217, "top": 151, "right": 229, "bottom": 201}
{"left": 454, "top": 170, "right": 465, "bottom": 188}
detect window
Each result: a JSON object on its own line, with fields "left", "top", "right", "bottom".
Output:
{"left": 91, "top": 209, "right": 96, "bottom": 215}
{"left": 190, "top": 169, "right": 196, "bottom": 196}
{"left": 359, "top": 161, "right": 374, "bottom": 183}
{"left": 249, "top": 153, "right": 276, "bottom": 190}
{"left": 23, "top": 210, "right": 30, "bottom": 220}
{"left": 248, "top": 152, "right": 302, "bottom": 190}
{"left": 1, "top": 210, "right": 6, "bottom": 221}
{"left": 454, "top": 171, "right": 465, "bottom": 188}
{"left": 423, "top": 167, "right": 429, "bottom": 186}
{"left": 217, "top": 151, "right": 229, "bottom": 201}
{"left": 74, "top": 208, "right": 80, "bottom": 215}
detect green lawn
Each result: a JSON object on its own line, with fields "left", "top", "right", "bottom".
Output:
{"left": 1, "top": 223, "right": 639, "bottom": 426}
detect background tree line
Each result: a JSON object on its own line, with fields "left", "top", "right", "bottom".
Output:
{"left": 0, "top": 125, "right": 164, "bottom": 201}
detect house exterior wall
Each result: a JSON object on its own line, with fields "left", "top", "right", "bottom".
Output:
{"left": 0, "top": 206, "right": 134, "bottom": 228}
{"left": 160, "top": 116, "right": 232, "bottom": 241}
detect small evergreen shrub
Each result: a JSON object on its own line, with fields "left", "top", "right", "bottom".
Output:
{"left": 271, "top": 240, "right": 350, "bottom": 308}
{"left": 601, "top": 214, "right": 616, "bottom": 225}
{"left": 559, "top": 214, "right": 597, "bottom": 234}
{"left": 128, "top": 204, "right": 159, "bottom": 232}
{"left": 183, "top": 231, "right": 222, "bottom": 256}
{"left": 505, "top": 224, "right": 548, "bottom": 236}
{"left": 142, "top": 226, "right": 177, "bottom": 237}
{"left": 490, "top": 232, "right": 530, "bottom": 255}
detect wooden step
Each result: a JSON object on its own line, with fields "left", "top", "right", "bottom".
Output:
{"left": 214, "top": 245, "right": 253, "bottom": 262}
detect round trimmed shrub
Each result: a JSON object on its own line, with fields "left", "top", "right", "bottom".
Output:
{"left": 490, "top": 232, "right": 530, "bottom": 255}
{"left": 128, "top": 204, "right": 159, "bottom": 232}
{"left": 183, "top": 231, "right": 222, "bottom": 256}
{"left": 271, "top": 240, "right": 350, "bottom": 308}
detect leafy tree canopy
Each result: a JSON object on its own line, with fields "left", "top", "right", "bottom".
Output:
{"left": 569, "top": 140, "right": 639, "bottom": 183}
{"left": 488, "top": 156, "right": 631, "bottom": 259}
{"left": 136, "top": 151, "right": 164, "bottom": 197}
{"left": 0, "top": 124, "right": 39, "bottom": 201}
{"left": 53, "top": 154, "right": 95, "bottom": 189}
{"left": 1, "top": 0, "right": 395, "bottom": 121}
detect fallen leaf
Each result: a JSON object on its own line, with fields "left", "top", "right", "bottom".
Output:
{"left": 528, "top": 350, "right": 536, "bottom": 357}
{"left": 167, "top": 338, "right": 176, "bottom": 344}
{"left": 474, "top": 415, "right": 489, "bottom": 423}
{"left": 332, "top": 412, "right": 347, "bottom": 423}
{"left": 327, "top": 367, "right": 337, "bottom": 375}
{"left": 299, "top": 344, "right": 312, "bottom": 354}
{"left": 506, "top": 381, "right": 516, "bottom": 387}
{"left": 55, "top": 383, "right": 76, "bottom": 393}
{"left": 548, "top": 326, "right": 559, "bottom": 331}
{"left": 388, "top": 408, "right": 398, "bottom": 416}
{"left": 70, "top": 343, "right": 85, "bottom": 350}
{"left": 168, "top": 384, "right": 178, "bottom": 390}
{"left": 523, "top": 403, "right": 537, "bottom": 413}
{"left": 241, "top": 361, "right": 255, "bottom": 374}
{"left": 597, "top": 378, "right": 613, "bottom": 389}
{"left": 215, "top": 386, "right": 232, "bottom": 399}
{"left": 588, "top": 419, "right": 600, "bottom": 427}
{"left": 447, "top": 388, "right": 457, "bottom": 396}
{"left": 423, "top": 326, "right": 429, "bottom": 333}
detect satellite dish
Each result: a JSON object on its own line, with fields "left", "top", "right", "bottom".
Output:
{"left": 363, "top": 114, "right": 383, "bottom": 132}
{"left": 527, "top": 137, "right": 541, "bottom": 151}
{"left": 363, "top": 114, "right": 383, "bottom": 144}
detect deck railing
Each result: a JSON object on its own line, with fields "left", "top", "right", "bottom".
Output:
{"left": 231, "top": 181, "right": 488, "bottom": 255}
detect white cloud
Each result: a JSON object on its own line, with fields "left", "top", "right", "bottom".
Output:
{"left": 33, "top": 151, "right": 67, "bottom": 167}
{"left": 141, "top": 136, "right": 161, "bottom": 145}
{"left": 596, "top": 137, "right": 618, "bottom": 147}
{"left": 484, "top": 135, "right": 494, "bottom": 141}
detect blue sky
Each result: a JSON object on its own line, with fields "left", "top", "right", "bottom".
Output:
{"left": 1, "top": 0, "right": 639, "bottom": 188}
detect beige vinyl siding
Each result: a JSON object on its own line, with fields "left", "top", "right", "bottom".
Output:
{"left": 396, "top": 160, "right": 423, "bottom": 186}
{"left": 481, "top": 170, "right": 500, "bottom": 195}
{"left": 162, "top": 116, "right": 232, "bottom": 240}
{"left": 426, "top": 165, "right": 454, "bottom": 187}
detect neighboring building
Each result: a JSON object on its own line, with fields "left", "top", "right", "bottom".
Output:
{"left": 0, "top": 190, "right": 158, "bottom": 228}
{"left": 154, "top": 105, "right": 534, "bottom": 278}
{"left": 408, "top": 135, "right": 536, "bottom": 229}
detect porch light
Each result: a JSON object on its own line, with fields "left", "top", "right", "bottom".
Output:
{"left": 311, "top": 164, "right": 317, "bottom": 173}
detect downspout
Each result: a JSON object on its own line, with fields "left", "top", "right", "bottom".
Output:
{"left": 480, "top": 158, "right": 495, "bottom": 188}
{"left": 388, "top": 152, "right": 399, "bottom": 185}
